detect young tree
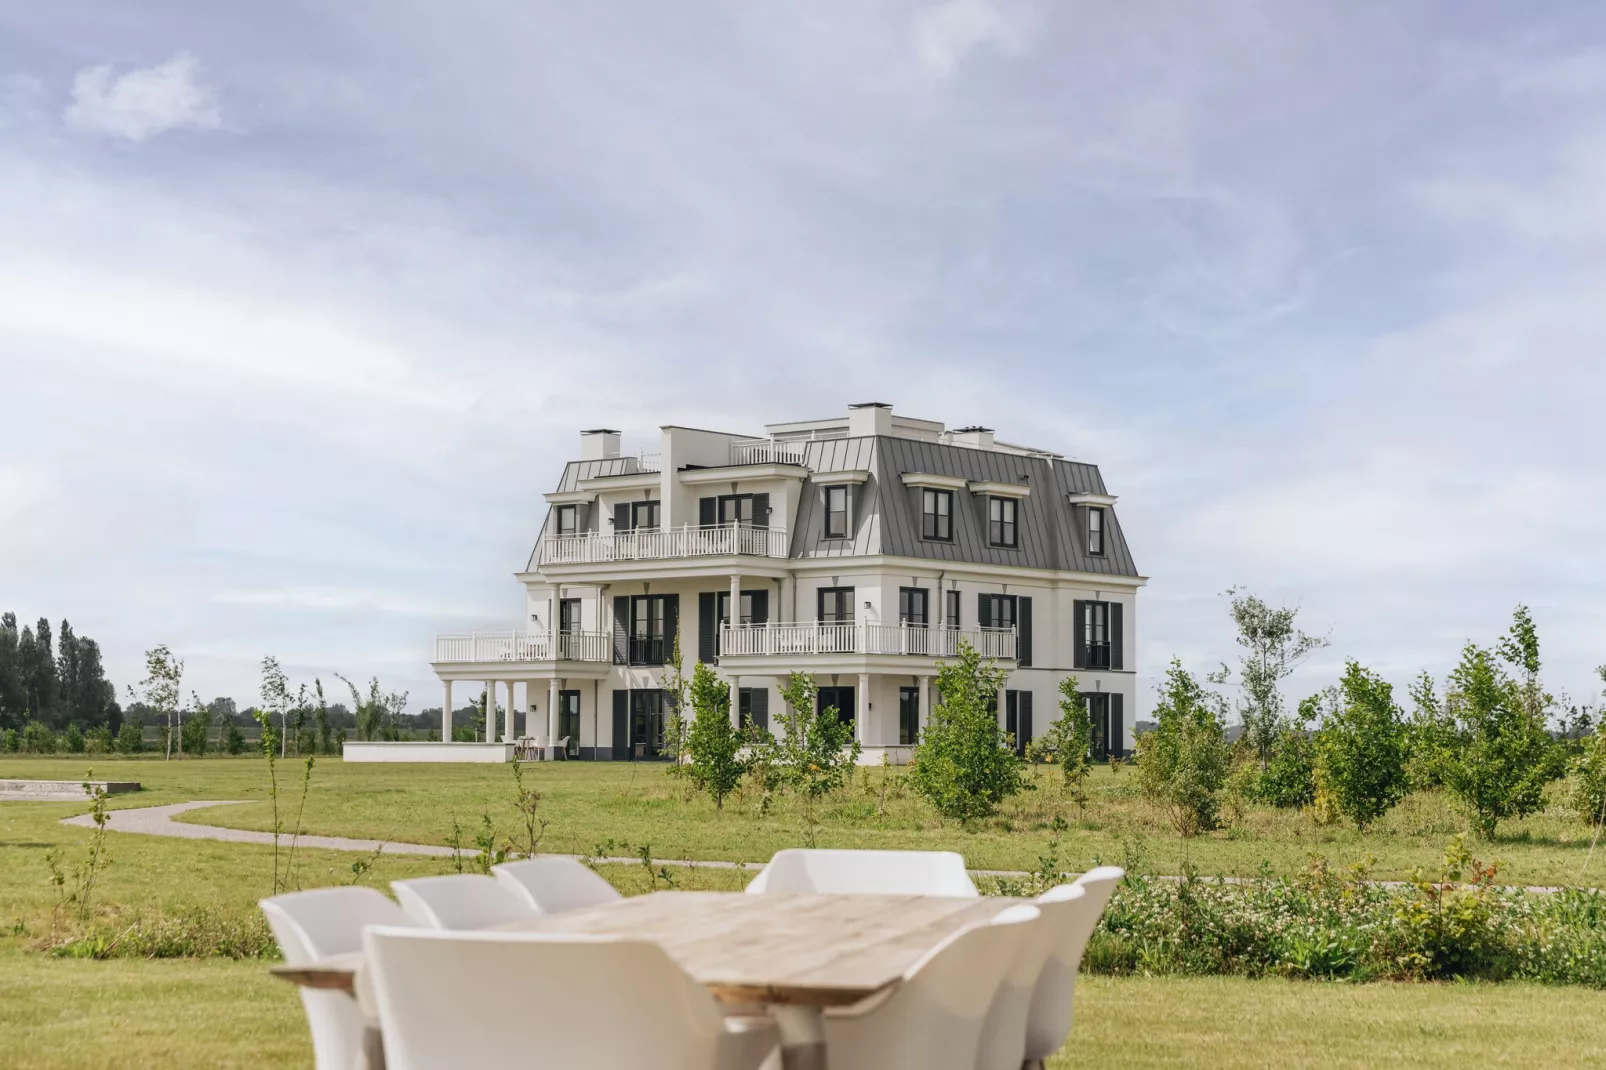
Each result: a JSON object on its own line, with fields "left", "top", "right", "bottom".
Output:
{"left": 908, "top": 641, "right": 1025, "bottom": 822}
{"left": 137, "top": 645, "right": 184, "bottom": 761}
{"left": 313, "top": 679, "right": 333, "bottom": 755}
{"left": 1314, "top": 662, "right": 1409, "bottom": 830}
{"left": 753, "top": 672, "right": 859, "bottom": 845}
{"left": 1437, "top": 621, "right": 1564, "bottom": 838}
{"left": 1260, "top": 694, "right": 1318, "bottom": 809}
{"left": 659, "top": 628, "right": 691, "bottom": 769}
{"left": 182, "top": 691, "right": 213, "bottom": 757}
{"left": 1134, "top": 660, "right": 1231, "bottom": 837}
{"left": 1223, "top": 589, "right": 1329, "bottom": 764}
{"left": 1405, "top": 672, "right": 1455, "bottom": 791}
{"left": 684, "top": 663, "right": 745, "bottom": 809}
{"left": 1028, "top": 675, "right": 1091, "bottom": 789}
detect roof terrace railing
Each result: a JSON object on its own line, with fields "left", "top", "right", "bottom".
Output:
{"left": 538, "top": 523, "right": 789, "bottom": 566}
{"left": 718, "top": 622, "right": 1017, "bottom": 661}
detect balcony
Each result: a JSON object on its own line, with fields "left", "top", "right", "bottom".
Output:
{"left": 434, "top": 631, "right": 612, "bottom": 664}
{"left": 537, "top": 524, "right": 789, "bottom": 566}
{"left": 719, "top": 623, "right": 1017, "bottom": 661}
{"left": 730, "top": 440, "right": 808, "bottom": 466}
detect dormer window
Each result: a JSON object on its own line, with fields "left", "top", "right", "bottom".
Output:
{"left": 824, "top": 485, "right": 851, "bottom": 539}
{"left": 1088, "top": 507, "right": 1104, "bottom": 555}
{"left": 555, "top": 504, "right": 579, "bottom": 536}
{"left": 921, "top": 488, "right": 953, "bottom": 541}
{"left": 988, "top": 497, "right": 1018, "bottom": 547}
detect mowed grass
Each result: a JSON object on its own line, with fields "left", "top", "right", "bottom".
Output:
{"left": 3, "top": 754, "right": 1603, "bottom": 885}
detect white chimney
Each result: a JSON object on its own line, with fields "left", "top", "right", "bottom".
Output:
{"left": 847, "top": 402, "right": 894, "bottom": 438}
{"left": 580, "top": 429, "right": 621, "bottom": 460}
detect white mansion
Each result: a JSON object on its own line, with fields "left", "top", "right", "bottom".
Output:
{"left": 429, "top": 402, "right": 1143, "bottom": 764}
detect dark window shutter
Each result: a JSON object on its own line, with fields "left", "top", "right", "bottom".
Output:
{"left": 1111, "top": 602, "right": 1124, "bottom": 671}
{"left": 1111, "top": 693, "right": 1124, "bottom": 757}
{"left": 1019, "top": 691, "right": 1034, "bottom": 751}
{"left": 1005, "top": 691, "right": 1018, "bottom": 740}
{"left": 1073, "top": 600, "right": 1087, "bottom": 669}
{"left": 611, "top": 690, "right": 629, "bottom": 760}
{"left": 752, "top": 492, "right": 770, "bottom": 528}
{"left": 749, "top": 589, "right": 769, "bottom": 625}
{"left": 663, "top": 595, "right": 680, "bottom": 665}
{"left": 698, "top": 497, "right": 716, "bottom": 527}
{"left": 698, "top": 592, "right": 717, "bottom": 663}
{"left": 749, "top": 688, "right": 769, "bottom": 732}
{"left": 614, "top": 502, "right": 631, "bottom": 532}
{"left": 978, "top": 594, "right": 993, "bottom": 629}
{"left": 612, "top": 596, "right": 629, "bottom": 665}
{"left": 1017, "top": 596, "right": 1033, "bottom": 667}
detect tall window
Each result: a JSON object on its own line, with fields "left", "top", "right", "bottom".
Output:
{"left": 817, "top": 587, "right": 855, "bottom": 623}
{"left": 717, "top": 590, "right": 760, "bottom": 626}
{"left": 718, "top": 494, "right": 754, "bottom": 526}
{"left": 629, "top": 595, "right": 668, "bottom": 665}
{"left": 558, "top": 598, "right": 581, "bottom": 633}
{"left": 1084, "top": 600, "right": 1111, "bottom": 668}
{"left": 824, "top": 485, "right": 850, "bottom": 539}
{"left": 899, "top": 687, "right": 920, "bottom": 745}
{"left": 1087, "top": 507, "right": 1104, "bottom": 555}
{"left": 944, "top": 589, "right": 961, "bottom": 628}
{"left": 555, "top": 504, "right": 579, "bottom": 536}
{"left": 988, "top": 497, "right": 1018, "bottom": 547}
{"left": 899, "top": 587, "right": 929, "bottom": 627}
{"left": 921, "top": 488, "right": 953, "bottom": 541}
{"left": 631, "top": 500, "right": 661, "bottom": 531}
{"left": 981, "top": 593, "right": 1016, "bottom": 632}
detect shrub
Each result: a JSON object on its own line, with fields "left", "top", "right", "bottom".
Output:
{"left": 908, "top": 641, "right": 1024, "bottom": 822}
{"left": 223, "top": 719, "right": 246, "bottom": 755}
{"left": 21, "top": 721, "right": 56, "bottom": 754}
{"left": 1260, "top": 716, "right": 1316, "bottom": 810}
{"left": 63, "top": 724, "right": 86, "bottom": 754}
{"left": 85, "top": 727, "right": 113, "bottom": 754}
{"left": 115, "top": 723, "right": 144, "bottom": 754}
{"left": 1571, "top": 726, "right": 1606, "bottom": 827}
{"left": 1, "top": 728, "right": 18, "bottom": 753}
{"left": 1027, "top": 676, "right": 1092, "bottom": 797}
{"left": 1135, "top": 661, "right": 1231, "bottom": 837}
{"left": 44, "top": 908, "right": 277, "bottom": 960}
{"left": 684, "top": 663, "right": 745, "bottom": 809}
{"left": 181, "top": 703, "right": 211, "bottom": 757}
{"left": 1315, "top": 662, "right": 1409, "bottom": 830}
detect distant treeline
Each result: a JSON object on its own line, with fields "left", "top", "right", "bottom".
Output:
{"left": 0, "top": 613, "right": 119, "bottom": 732}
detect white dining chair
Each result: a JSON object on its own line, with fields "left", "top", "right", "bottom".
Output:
{"left": 745, "top": 849, "right": 979, "bottom": 897}
{"left": 492, "top": 857, "right": 622, "bottom": 914}
{"left": 362, "top": 926, "right": 780, "bottom": 1070}
{"left": 1021, "top": 866, "right": 1124, "bottom": 1070}
{"left": 975, "top": 885, "right": 1085, "bottom": 1070}
{"left": 390, "top": 874, "right": 538, "bottom": 930}
{"left": 821, "top": 904, "right": 1039, "bottom": 1070}
{"left": 260, "top": 887, "right": 420, "bottom": 1070}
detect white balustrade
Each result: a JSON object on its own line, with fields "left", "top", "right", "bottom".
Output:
{"left": 731, "top": 440, "right": 809, "bottom": 466}
{"left": 718, "top": 623, "right": 1016, "bottom": 660}
{"left": 433, "top": 631, "right": 611, "bottom": 664}
{"left": 538, "top": 524, "right": 789, "bottom": 566}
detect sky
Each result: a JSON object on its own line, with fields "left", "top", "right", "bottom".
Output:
{"left": 0, "top": 0, "right": 1602, "bottom": 718}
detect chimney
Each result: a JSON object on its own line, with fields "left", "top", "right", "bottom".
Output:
{"left": 580, "top": 429, "right": 621, "bottom": 460}
{"left": 951, "top": 426, "right": 995, "bottom": 449}
{"left": 847, "top": 401, "right": 894, "bottom": 438}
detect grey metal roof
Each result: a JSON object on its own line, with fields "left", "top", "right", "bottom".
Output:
{"left": 790, "top": 436, "right": 1140, "bottom": 577}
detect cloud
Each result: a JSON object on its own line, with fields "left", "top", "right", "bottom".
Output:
{"left": 911, "top": 0, "right": 1027, "bottom": 77}
{"left": 64, "top": 52, "right": 221, "bottom": 141}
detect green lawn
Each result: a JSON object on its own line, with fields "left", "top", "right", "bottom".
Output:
{"left": 3, "top": 754, "right": 1602, "bottom": 886}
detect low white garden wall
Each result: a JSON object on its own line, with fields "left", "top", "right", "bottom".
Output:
{"left": 341, "top": 742, "right": 515, "bottom": 764}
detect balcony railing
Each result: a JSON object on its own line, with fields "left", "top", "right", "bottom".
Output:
{"left": 434, "top": 630, "right": 612, "bottom": 664}
{"left": 538, "top": 524, "right": 789, "bottom": 566}
{"left": 731, "top": 440, "right": 809, "bottom": 466}
{"left": 719, "top": 623, "right": 1017, "bottom": 661}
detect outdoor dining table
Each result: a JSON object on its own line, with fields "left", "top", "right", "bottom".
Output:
{"left": 271, "top": 888, "right": 1023, "bottom": 1070}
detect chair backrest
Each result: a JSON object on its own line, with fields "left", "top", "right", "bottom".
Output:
{"left": 826, "top": 904, "right": 1039, "bottom": 1070}
{"left": 1022, "top": 866, "right": 1124, "bottom": 1062}
{"left": 975, "top": 885, "right": 1086, "bottom": 1070}
{"left": 391, "top": 874, "right": 539, "bottom": 931}
{"left": 260, "top": 887, "right": 419, "bottom": 1070}
{"left": 492, "top": 857, "right": 622, "bottom": 914}
{"left": 746, "top": 849, "right": 978, "bottom": 896}
{"left": 363, "top": 927, "right": 729, "bottom": 1070}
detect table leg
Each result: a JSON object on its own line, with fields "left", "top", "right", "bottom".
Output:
{"left": 770, "top": 1005, "right": 827, "bottom": 1070}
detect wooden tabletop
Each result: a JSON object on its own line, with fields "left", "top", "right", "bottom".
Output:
{"left": 271, "top": 890, "right": 1019, "bottom": 1007}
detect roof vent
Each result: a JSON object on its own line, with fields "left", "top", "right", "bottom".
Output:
{"left": 950, "top": 426, "right": 996, "bottom": 450}
{"left": 848, "top": 401, "right": 893, "bottom": 409}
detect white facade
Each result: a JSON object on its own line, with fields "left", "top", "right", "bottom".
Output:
{"left": 428, "top": 403, "right": 1145, "bottom": 764}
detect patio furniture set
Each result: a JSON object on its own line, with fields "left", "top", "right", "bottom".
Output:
{"left": 265, "top": 848, "right": 1121, "bottom": 1070}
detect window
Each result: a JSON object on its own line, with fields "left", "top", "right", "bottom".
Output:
{"left": 817, "top": 685, "right": 856, "bottom": 737}
{"left": 631, "top": 500, "right": 661, "bottom": 531}
{"left": 1084, "top": 600, "right": 1110, "bottom": 669}
{"left": 718, "top": 494, "right": 754, "bottom": 526}
{"left": 555, "top": 504, "right": 579, "bottom": 536}
{"left": 557, "top": 691, "right": 581, "bottom": 757}
{"left": 899, "top": 587, "right": 929, "bottom": 627}
{"left": 717, "top": 590, "right": 766, "bottom": 626}
{"left": 921, "top": 488, "right": 953, "bottom": 541}
{"left": 817, "top": 587, "right": 855, "bottom": 623}
{"left": 899, "top": 687, "right": 920, "bottom": 745}
{"left": 944, "top": 589, "right": 961, "bottom": 628}
{"left": 824, "top": 485, "right": 851, "bottom": 539}
{"left": 1088, "top": 507, "right": 1104, "bottom": 555}
{"left": 739, "top": 687, "right": 770, "bottom": 733}
{"left": 629, "top": 595, "right": 669, "bottom": 665}
{"left": 981, "top": 593, "right": 1016, "bottom": 632}
{"left": 988, "top": 496, "right": 1018, "bottom": 547}
{"left": 558, "top": 598, "right": 581, "bottom": 633}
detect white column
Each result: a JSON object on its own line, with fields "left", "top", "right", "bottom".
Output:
{"left": 996, "top": 685, "right": 1007, "bottom": 730}
{"left": 442, "top": 680, "right": 453, "bottom": 743}
{"left": 858, "top": 673, "right": 871, "bottom": 745}
{"left": 729, "top": 673, "right": 741, "bottom": 728}
{"left": 486, "top": 682, "right": 496, "bottom": 742}
{"left": 548, "top": 679, "right": 560, "bottom": 744}
{"left": 918, "top": 675, "right": 930, "bottom": 733}
{"left": 503, "top": 680, "right": 515, "bottom": 744}
{"left": 551, "top": 586, "right": 561, "bottom": 652}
